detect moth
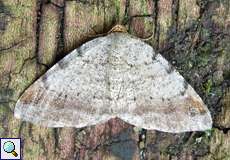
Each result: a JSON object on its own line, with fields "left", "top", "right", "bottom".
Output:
{"left": 14, "top": 27, "right": 212, "bottom": 133}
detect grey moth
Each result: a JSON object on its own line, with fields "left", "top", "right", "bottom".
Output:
{"left": 14, "top": 32, "right": 212, "bottom": 133}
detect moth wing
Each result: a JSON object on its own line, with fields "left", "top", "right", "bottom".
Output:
{"left": 105, "top": 34, "right": 212, "bottom": 132}
{"left": 14, "top": 37, "right": 114, "bottom": 127}
{"left": 15, "top": 33, "right": 213, "bottom": 132}
{"left": 117, "top": 54, "right": 212, "bottom": 132}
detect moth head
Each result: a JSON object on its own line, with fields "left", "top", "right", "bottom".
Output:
{"left": 108, "top": 24, "right": 127, "bottom": 33}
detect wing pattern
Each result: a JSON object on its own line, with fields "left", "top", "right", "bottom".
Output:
{"left": 14, "top": 33, "right": 212, "bottom": 132}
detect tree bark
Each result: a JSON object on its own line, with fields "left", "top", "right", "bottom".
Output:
{"left": 0, "top": 0, "right": 229, "bottom": 159}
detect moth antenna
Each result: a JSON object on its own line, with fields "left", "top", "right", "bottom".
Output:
{"left": 87, "top": 25, "right": 127, "bottom": 38}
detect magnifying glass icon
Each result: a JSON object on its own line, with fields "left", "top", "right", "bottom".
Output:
{"left": 3, "top": 141, "right": 18, "bottom": 157}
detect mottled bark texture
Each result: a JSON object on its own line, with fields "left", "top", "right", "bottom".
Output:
{"left": 0, "top": 0, "right": 229, "bottom": 159}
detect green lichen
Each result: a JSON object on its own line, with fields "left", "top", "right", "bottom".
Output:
{"left": 24, "top": 144, "right": 42, "bottom": 160}
{"left": 140, "top": 0, "right": 148, "bottom": 15}
{"left": 115, "top": 0, "right": 120, "bottom": 21}
{"left": 204, "top": 129, "right": 214, "bottom": 138}
{"left": 1, "top": 1, "right": 36, "bottom": 47}
{"left": 193, "top": 129, "right": 214, "bottom": 145}
{"left": 196, "top": 51, "right": 211, "bottom": 68}
{"left": 0, "top": 103, "right": 11, "bottom": 115}
{"left": 202, "top": 79, "right": 213, "bottom": 95}
{"left": 166, "top": 144, "right": 183, "bottom": 156}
